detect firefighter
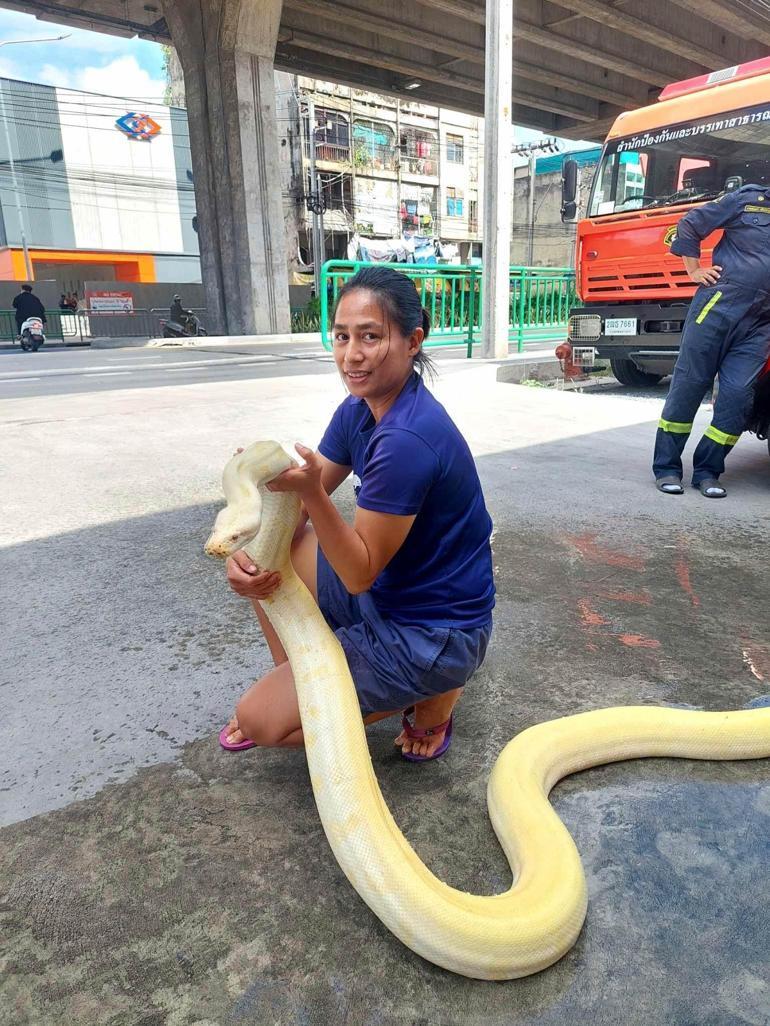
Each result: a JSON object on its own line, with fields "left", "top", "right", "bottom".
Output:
{"left": 653, "top": 181, "right": 770, "bottom": 497}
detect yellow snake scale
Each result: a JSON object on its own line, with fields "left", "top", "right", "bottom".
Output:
{"left": 205, "top": 441, "right": 770, "bottom": 980}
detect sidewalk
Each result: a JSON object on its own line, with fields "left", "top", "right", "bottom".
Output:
{"left": 2, "top": 358, "right": 769, "bottom": 1024}
{"left": 90, "top": 330, "right": 565, "bottom": 372}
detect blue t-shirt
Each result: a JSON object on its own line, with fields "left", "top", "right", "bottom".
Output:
{"left": 318, "top": 372, "right": 495, "bottom": 628}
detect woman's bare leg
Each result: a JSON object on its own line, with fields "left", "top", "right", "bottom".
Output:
{"left": 229, "top": 662, "right": 303, "bottom": 747}
{"left": 224, "top": 664, "right": 460, "bottom": 754}
{"left": 224, "top": 659, "right": 401, "bottom": 748}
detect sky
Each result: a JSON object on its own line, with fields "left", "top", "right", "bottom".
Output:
{"left": 0, "top": 8, "right": 166, "bottom": 100}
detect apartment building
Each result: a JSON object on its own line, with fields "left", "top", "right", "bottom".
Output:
{"left": 294, "top": 77, "right": 483, "bottom": 265}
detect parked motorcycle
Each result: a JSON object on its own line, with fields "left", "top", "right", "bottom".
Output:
{"left": 19, "top": 316, "right": 46, "bottom": 352}
{"left": 162, "top": 311, "right": 207, "bottom": 338}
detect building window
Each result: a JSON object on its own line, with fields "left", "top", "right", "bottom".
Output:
{"left": 318, "top": 172, "right": 353, "bottom": 212}
{"left": 307, "top": 108, "right": 350, "bottom": 163}
{"left": 446, "top": 133, "right": 464, "bottom": 164}
{"left": 468, "top": 199, "right": 478, "bottom": 232}
{"left": 353, "top": 119, "right": 397, "bottom": 171}
{"left": 399, "top": 127, "right": 439, "bottom": 176}
{"left": 446, "top": 187, "right": 464, "bottom": 217}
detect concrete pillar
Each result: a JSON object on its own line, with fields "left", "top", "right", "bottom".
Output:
{"left": 481, "top": 0, "right": 513, "bottom": 359}
{"left": 163, "top": 0, "right": 291, "bottom": 335}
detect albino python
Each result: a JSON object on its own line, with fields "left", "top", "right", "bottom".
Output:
{"left": 205, "top": 440, "right": 770, "bottom": 980}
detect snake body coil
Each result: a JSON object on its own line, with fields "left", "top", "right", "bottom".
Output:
{"left": 206, "top": 441, "right": 770, "bottom": 980}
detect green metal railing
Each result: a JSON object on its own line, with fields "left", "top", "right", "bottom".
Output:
{"left": 0, "top": 309, "right": 82, "bottom": 342}
{"left": 320, "top": 260, "right": 575, "bottom": 355}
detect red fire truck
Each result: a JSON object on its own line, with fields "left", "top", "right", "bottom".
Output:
{"left": 560, "top": 56, "right": 770, "bottom": 393}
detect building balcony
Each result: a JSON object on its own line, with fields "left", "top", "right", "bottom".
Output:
{"left": 313, "top": 142, "right": 350, "bottom": 164}
{"left": 399, "top": 155, "right": 438, "bottom": 177}
{"left": 354, "top": 144, "right": 398, "bottom": 173}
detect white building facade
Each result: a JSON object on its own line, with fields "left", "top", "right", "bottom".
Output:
{"left": 0, "top": 76, "right": 199, "bottom": 288}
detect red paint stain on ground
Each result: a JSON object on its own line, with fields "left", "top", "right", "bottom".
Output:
{"left": 566, "top": 532, "right": 645, "bottom": 571}
{"left": 619, "top": 633, "right": 661, "bottom": 649}
{"left": 675, "top": 550, "right": 700, "bottom": 608}
{"left": 600, "top": 590, "right": 653, "bottom": 606}
{"left": 577, "top": 598, "right": 610, "bottom": 627}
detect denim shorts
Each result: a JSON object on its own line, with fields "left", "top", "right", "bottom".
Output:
{"left": 317, "top": 547, "right": 492, "bottom": 716}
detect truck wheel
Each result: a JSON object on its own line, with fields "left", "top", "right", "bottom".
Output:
{"left": 610, "top": 357, "right": 664, "bottom": 387}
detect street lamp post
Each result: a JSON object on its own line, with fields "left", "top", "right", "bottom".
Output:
{"left": 0, "top": 35, "right": 70, "bottom": 280}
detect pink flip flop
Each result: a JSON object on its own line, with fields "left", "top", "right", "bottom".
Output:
{"left": 218, "top": 725, "right": 256, "bottom": 752}
{"left": 399, "top": 706, "right": 453, "bottom": 762}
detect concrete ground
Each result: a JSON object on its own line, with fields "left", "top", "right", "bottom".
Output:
{"left": 1, "top": 359, "right": 769, "bottom": 1025}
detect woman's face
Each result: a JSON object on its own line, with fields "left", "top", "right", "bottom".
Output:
{"left": 332, "top": 289, "right": 422, "bottom": 401}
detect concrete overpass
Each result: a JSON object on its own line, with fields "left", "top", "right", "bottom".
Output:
{"left": 5, "top": 0, "right": 770, "bottom": 343}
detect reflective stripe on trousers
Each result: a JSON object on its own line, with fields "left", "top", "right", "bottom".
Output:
{"left": 653, "top": 281, "right": 770, "bottom": 484}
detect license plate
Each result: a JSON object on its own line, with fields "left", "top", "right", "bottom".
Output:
{"left": 604, "top": 317, "right": 637, "bottom": 336}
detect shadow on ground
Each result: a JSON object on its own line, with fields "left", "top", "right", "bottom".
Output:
{"left": 2, "top": 432, "right": 770, "bottom": 1026}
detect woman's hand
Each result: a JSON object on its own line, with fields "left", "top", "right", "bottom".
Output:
{"left": 226, "top": 550, "right": 281, "bottom": 599}
{"left": 267, "top": 444, "right": 324, "bottom": 500}
{"left": 689, "top": 264, "right": 722, "bottom": 286}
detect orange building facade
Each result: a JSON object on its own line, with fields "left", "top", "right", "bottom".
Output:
{"left": 0, "top": 247, "right": 157, "bottom": 283}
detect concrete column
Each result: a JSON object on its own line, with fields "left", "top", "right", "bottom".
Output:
{"left": 481, "top": 0, "right": 513, "bottom": 359}
{"left": 163, "top": 0, "right": 291, "bottom": 336}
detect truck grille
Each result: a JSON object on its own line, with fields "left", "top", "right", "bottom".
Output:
{"left": 585, "top": 267, "right": 692, "bottom": 297}
{"left": 568, "top": 314, "right": 602, "bottom": 341}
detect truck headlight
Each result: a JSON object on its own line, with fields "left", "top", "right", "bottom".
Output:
{"left": 568, "top": 314, "right": 601, "bottom": 342}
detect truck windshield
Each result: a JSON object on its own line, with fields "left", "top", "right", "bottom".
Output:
{"left": 589, "top": 100, "right": 770, "bottom": 216}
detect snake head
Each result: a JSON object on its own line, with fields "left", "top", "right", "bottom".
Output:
{"left": 204, "top": 498, "right": 263, "bottom": 558}
{"left": 205, "top": 441, "right": 295, "bottom": 559}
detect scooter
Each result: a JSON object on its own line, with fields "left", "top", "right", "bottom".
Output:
{"left": 162, "top": 311, "right": 207, "bottom": 338}
{"left": 18, "top": 316, "right": 46, "bottom": 352}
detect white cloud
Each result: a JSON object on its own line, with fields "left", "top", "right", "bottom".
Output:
{"left": 75, "top": 56, "right": 166, "bottom": 100}
{"left": 38, "top": 64, "right": 70, "bottom": 89}
{"left": 37, "top": 56, "right": 166, "bottom": 101}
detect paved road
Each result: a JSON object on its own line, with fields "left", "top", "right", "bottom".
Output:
{"left": 0, "top": 340, "right": 485, "bottom": 399}
{"left": 2, "top": 360, "right": 768, "bottom": 1024}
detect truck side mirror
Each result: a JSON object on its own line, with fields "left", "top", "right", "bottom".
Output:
{"left": 561, "top": 159, "right": 578, "bottom": 222}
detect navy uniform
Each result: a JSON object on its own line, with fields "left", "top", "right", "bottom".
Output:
{"left": 653, "top": 184, "right": 770, "bottom": 491}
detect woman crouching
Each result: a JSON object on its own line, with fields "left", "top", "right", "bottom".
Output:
{"left": 220, "top": 266, "right": 495, "bottom": 761}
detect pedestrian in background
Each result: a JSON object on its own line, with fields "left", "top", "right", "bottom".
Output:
{"left": 12, "top": 284, "right": 46, "bottom": 337}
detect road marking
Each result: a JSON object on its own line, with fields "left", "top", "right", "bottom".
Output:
{"left": 157, "top": 355, "right": 280, "bottom": 370}
{"left": 160, "top": 359, "right": 283, "bottom": 371}
{"left": 84, "top": 371, "right": 133, "bottom": 378}
{"left": 1, "top": 376, "right": 41, "bottom": 382}
{"left": 0, "top": 352, "right": 286, "bottom": 382}
{"left": 98, "top": 358, "right": 164, "bottom": 366}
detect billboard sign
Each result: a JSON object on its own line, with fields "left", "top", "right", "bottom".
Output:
{"left": 87, "top": 290, "right": 134, "bottom": 313}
